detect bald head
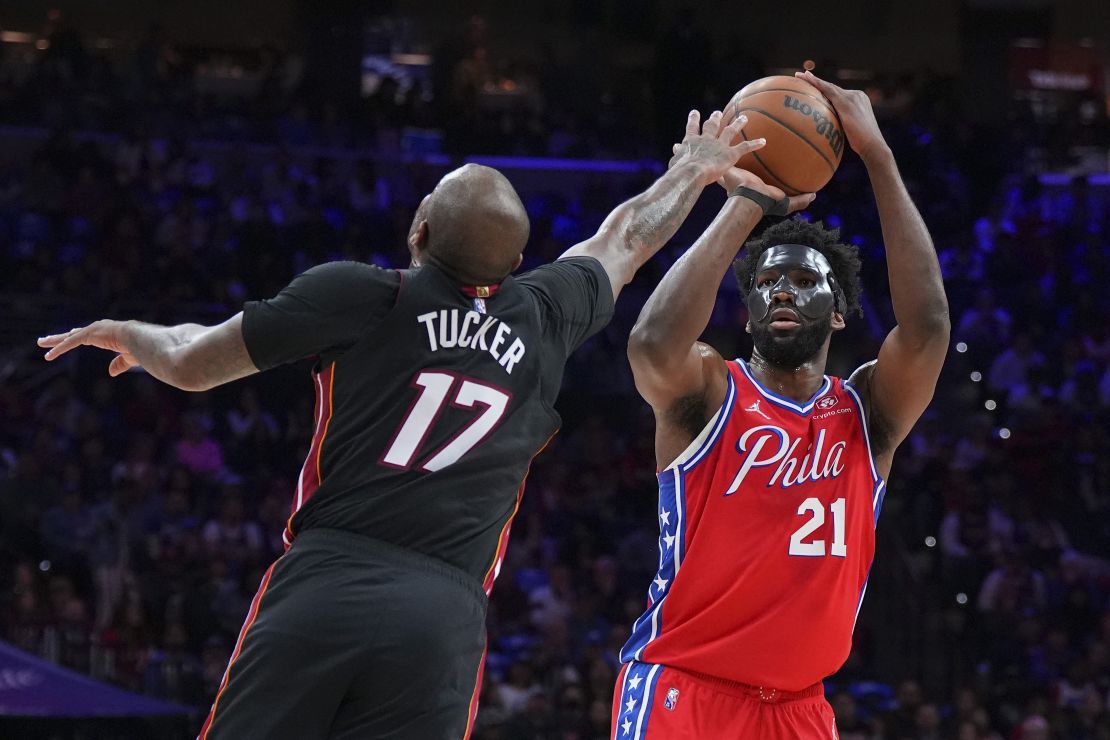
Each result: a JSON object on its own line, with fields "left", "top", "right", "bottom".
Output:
{"left": 408, "top": 164, "right": 529, "bottom": 285}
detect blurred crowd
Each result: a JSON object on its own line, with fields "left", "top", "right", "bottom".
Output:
{"left": 0, "top": 12, "right": 658, "bottom": 160}
{"left": 3, "top": 12, "right": 1110, "bottom": 740}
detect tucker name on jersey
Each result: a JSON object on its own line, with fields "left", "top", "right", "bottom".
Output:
{"left": 417, "top": 308, "right": 527, "bottom": 374}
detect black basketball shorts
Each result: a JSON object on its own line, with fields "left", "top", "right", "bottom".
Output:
{"left": 198, "top": 528, "right": 488, "bottom": 740}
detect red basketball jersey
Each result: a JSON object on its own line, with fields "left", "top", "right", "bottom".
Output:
{"left": 620, "top": 359, "right": 885, "bottom": 692}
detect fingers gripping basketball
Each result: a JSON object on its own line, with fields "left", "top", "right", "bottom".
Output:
{"left": 726, "top": 76, "right": 845, "bottom": 196}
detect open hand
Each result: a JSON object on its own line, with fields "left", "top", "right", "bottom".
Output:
{"left": 668, "top": 154, "right": 817, "bottom": 214}
{"left": 38, "top": 320, "right": 140, "bottom": 376}
{"left": 668, "top": 106, "right": 768, "bottom": 186}
{"left": 795, "top": 70, "right": 890, "bottom": 162}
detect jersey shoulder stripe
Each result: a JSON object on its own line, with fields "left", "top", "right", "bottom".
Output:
{"left": 623, "top": 369, "right": 743, "bottom": 662}
{"left": 662, "top": 369, "right": 738, "bottom": 474}
{"left": 841, "top": 379, "right": 882, "bottom": 486}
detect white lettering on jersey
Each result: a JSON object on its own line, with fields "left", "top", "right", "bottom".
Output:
{"left": 458, "top": 312, "right": 481, "bottom": 348}
{"left": 439, "top": 309, "right": 460, "bottom": 348}
{"left": 415, "top": 309, "right": 528, "bottom": 374}
{"left": 489, "top": 322, "right": 511, "bottom": 359}
{"left": 417, "top": 312, "right": 438, "bottom": 350}
{"left": 724, "top": 425, "right": 847, "bottom": 495}
{"left": 499, "top": 338, "right": 526, "bottom": 374}
{"left": 471, "top": 316, "right": 498, "bottom": 350}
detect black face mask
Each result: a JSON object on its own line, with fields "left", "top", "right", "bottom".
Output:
{"left": 745, "top": 244, "right": 845, "bottom": 322}
{"left": 746, "top": 245, "right": 844, "bottom": 368}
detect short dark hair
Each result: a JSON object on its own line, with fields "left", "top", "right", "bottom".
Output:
{"left": 732, "top": 217, "right": 864, "bottom": 317}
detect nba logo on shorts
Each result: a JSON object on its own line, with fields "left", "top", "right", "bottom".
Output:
{"left": 664, "top": 687, "right": 679, "bottom": 711}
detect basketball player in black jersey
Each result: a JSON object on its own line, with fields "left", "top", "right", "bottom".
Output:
{"left": 39, "top": 109, "right": 812, "bottom": 739}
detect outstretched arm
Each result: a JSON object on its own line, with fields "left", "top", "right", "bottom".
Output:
{"left": 560, "top": 108, "right": 762, "bottom": 301}
{"left": 629, "top": 169, "right": 814, "bottom": 466}
{"left": 39, "top": 314, "right": 258, "bottom": 392}
{"left": 800, "top": 71, "right": 950, "bottom": 461}
{"left": 40, "top": 260, "right": 400, "bottom": 392}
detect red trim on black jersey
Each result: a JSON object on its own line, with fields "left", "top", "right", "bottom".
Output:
{"left": 284, "top": 363, "right": 336, "bottom": 547}
{"left": 460, "top": 638, "right": 488, "bottom": 740}
{"left": 198, "top": 561, "right": 277, "bottom": 738}
{"left": 480, "top": 430, "right": 557, "bottom": 595}
{"left": 459, "top": 283, "right": 500, "bottom": 299}
{"left": 393, "top": 269, "right": 405, "bottom": 307}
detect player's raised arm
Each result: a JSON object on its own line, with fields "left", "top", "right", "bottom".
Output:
{"left": 800, "top": 70, "right": 950, "bottom": 460}
{"left": 559, "top": 108, "right": 760, "bottom": 301}
{"left": 627, "top": 164, "right": 813, "bottom": 454}
{"left": 39, "top": 315, "right": 258, "bottom": 392}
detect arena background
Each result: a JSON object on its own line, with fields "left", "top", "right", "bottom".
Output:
{"left": 1, "top": 1, "right": 1109, "bottom": 738}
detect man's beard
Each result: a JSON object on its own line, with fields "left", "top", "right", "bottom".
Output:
{"left": 750, "top": 319, "right": 831, "bottom": 369}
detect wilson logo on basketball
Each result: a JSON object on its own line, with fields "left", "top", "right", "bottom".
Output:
{"left": 816, "top": 396, "right": 838, "bottom": 410}
{"left": 783, "top": 95, "right": 845, "bottom": 156}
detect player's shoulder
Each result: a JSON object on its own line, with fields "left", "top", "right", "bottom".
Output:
{"left": 292, "top": 261, "right": 403, "bottom": 316}
{"left": 514, "top": 256, "right": 608, "bottom": 290}
{"left": 308, "top": 259, "right": 399, "bottom": 279}
{"left": 814, "top": 366, "right": 863, "bottom": 413}
{"left": 507, "top": 257, "right": 614, "bottom": 327}
{"left": 297, "top": 260, "right": 402, "bottom": 292}
{"left": 842, "top": 360, "right": 877, "bottom": 397}
{"left": 839, "top": 359, "right": 898, "bottom": 459}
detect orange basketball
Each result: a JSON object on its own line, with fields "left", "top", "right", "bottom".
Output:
{"left": 726, "top": 75, "right": 845, "bottom": 196}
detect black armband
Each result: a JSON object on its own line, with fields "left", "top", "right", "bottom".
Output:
{"left": 729, "top": 186, "right": 790, "bottom": 217}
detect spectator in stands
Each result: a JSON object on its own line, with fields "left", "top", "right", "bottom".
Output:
{"left": 40, "top": 485, "right": 96, "bottom": 566}
{"left": 144, "top": 620, "right": 203, "bottom": 704}
{"left": 200, "top": 492, "right": 263, "bottom": 568}
{"left": 978, "top": 550, "right": 1047, "bottom": 618}
{"left": 956, "top": 288, "right": 1013, "bottom": 367}
{"left": 174, "top": 413, "right": 225, "bottom": 480}
{"left": 830, "top": 690, "right": 873, "bottom": 739}
{"left": 224, "top": 387, "right": 278, "bottom": 470}
{"left": 1014, "top": 713, "right": 1050, "bottom": 740}
{"left": 988, "top": 333, "right": 1045, "bottom": 401}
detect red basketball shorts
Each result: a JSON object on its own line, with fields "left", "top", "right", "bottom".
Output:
{"left": 611, "top": 661, "right": 839, "bottom": 739}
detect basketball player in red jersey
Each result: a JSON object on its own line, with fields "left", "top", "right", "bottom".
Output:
{"left": 611, "top": 71, "right": 950, "bottom": 738}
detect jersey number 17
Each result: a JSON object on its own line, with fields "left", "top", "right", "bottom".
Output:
{"left": 380, "top": 370, "right": 511, "bottom": 472}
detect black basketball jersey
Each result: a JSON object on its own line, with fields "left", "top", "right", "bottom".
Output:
{"left": 241, "top": 257, "right": 613, "bottom": 588}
